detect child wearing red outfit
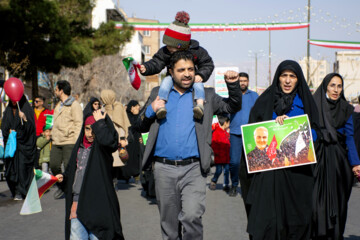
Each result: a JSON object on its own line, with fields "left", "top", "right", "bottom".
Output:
{"left": 210, "top": 115, "right": 230, "bottom": 192}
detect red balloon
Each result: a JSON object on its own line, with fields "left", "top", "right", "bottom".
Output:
{"left": 4, "top": 77, "right": 24, "bottom": 102}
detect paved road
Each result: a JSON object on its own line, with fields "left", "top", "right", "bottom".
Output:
{"left": 0, "top": 171, "right": 359, "bottom": 240}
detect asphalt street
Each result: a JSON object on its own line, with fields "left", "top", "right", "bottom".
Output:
{"left": 0, "top": 170, "right": 359, "bottom": 240}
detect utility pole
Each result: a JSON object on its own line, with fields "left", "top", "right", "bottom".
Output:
{"left": 307, "top": 0, "right": 311, "bottom": 85}
{"left": 269, "top": 31, "right": 272, "bottom": 86}
{"left": 248, "top": 50, "right": 264, "bottom": 93}
{"left": 255, "top": 52, "right": 258, "bottom": 93}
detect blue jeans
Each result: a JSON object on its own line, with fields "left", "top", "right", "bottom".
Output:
{"left": 70, "top": 218, "right": 99, "bottom": 240}
{"left": 211, "top": 163, "right": 229, "bottom": 186}
{"left": 159, "top": 76, "right": 205, "bottom": 101}
{"left": 229, "top": 134, "right": 243, "bottom": 187}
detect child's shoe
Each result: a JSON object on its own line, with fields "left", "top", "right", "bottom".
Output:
{"left": 193, "top": 104, "right": 204, "bottom": 120}
{"left": 156, "top": 107, "right": 167, "bottom": 119}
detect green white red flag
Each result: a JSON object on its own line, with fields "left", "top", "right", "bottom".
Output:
{"left": 122, "top": 57, "right": 141, "bottom": 90}
{"left": 116, "top": 22, "right": 309, "bottom": 32}
{"left": 20, "top": 169, "right": 58, "bottom": 215}
{"left": 309, "top": 39, "right": 360, "bottom": 50}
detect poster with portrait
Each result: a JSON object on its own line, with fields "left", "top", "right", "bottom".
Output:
{"left": 241, "top": 114, "right": 317, "bottom": 174}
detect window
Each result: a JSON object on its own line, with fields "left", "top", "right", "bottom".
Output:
{"left": 144, "top": 45, "right": 150, "bottom": 54}
{"left": 143, "top": 30, "right": 150, "bottom": 36}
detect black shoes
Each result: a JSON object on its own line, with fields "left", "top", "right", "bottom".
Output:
{"left": 223, "top": 185, "right": 230, "bottom": 193}
{"left": 228, "top": 186, "right": 237, "bottom": 197}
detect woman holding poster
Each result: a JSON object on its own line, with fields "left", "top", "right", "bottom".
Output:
{"left": 312, "top": 73, "right": 360, "bottom": 239}
{"left": 245, "top": 60, "right": 319, "bottom": 240}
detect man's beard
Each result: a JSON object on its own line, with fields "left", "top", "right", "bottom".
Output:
{"left": 240, "top": 85, "right": 248, "bottom": 92}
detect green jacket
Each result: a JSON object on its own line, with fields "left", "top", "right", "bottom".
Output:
{"left": 37, "top": 136, "right": 51, "bottom": 164}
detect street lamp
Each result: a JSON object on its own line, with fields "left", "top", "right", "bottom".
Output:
{"left": 248, "top": 50, "right": 265, "bottom": 93}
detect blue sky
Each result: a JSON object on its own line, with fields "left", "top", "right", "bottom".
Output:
{"left": 119, "top": 0, "right": 360, "bottom": 88}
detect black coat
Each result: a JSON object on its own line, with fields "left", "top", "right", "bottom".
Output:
{"left": 119, "top": 101, "right": 144, "bottom": 179}
{"left": 142, "top": 39, "right": 214, "bottom": 82}
{"left": 62, "top": 115, "right": 123, "bottom": 240}
{"left": 1, "top": 95, "right": 36, "bottom": 197}
{"left": 312, "top": 73, "right": 355, "bottom": 239}
{"left": 245, "top": 60, "right": 319, "bottom": 240}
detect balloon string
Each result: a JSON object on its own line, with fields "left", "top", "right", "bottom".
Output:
{"left": 17, "top": 102, "right": 23, "bottom": 125}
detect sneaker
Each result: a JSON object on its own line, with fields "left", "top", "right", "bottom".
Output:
{"left": 193, "top": 104, "right": 204, "bottom": 120}
{"left": 14, "top": 194, "right": 23, "bottom": 201}
{"left": 209, "top": 182, "right": 216, "bottom": 190}
{"left": 156, "top": 107, "right": 167, "bottom": 119}
{"left": 228, "top": 186, "right": 237, "bottom": 197}
{"left": 53, "top": 188, "right": 65, "bottom": 199}
{"left": 223, "top": 185, "right": 230, "bottom": 193}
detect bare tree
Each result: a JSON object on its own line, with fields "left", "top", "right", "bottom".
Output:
{"left": 50, "top": 53, "right": 145, "bottom": 106}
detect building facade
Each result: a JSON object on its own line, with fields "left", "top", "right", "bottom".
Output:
{"left": 298, "top": 56, "right": 330, "bottom": 89}
{"left": 335, "top": 51, "right": 360, "bottom": 100}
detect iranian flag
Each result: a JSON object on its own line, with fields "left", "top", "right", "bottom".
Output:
{"left": 122, "top": 57, "right": 141, "bottom": 90}
{"left": 309, "top": 39, "right": 360, "bottom": 50}
{"left": 115, "top": 22, "right": 309, "bottom": 32}
{"left": 20, "top": 169, "right": 58, "bottom": 215}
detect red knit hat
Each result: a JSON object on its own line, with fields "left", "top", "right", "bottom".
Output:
{"left": 163, "top": 11, "right": 191, "bottom": 50}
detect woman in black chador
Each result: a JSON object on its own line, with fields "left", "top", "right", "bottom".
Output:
{"left": 57, "top": 111, "right": 124, "bottom": 240}
{"left": 245, "top": 60, "right": 319, "bottom": 240}
{"left": 312, "top": 73, "right": 360, "bottom": 239}
{"left": 83, "top": 97, "right": 101, "bottom": 118}
{"left": 120, "top": 100, "right": 144, "bottom": 180}
{"left": 1, "top": 95, "right": 36, "bottom": 200}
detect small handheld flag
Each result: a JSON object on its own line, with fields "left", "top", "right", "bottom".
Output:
{"left": 122, "top": 57, "right": 141, "bottom": 90}
{"left": 44, "top": 114, "right": 53, "bottom": 131}
{"left": 20, "top": 169, "right": 58, "bottom": 215}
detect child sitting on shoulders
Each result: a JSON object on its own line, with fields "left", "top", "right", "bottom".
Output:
{"left": 140, "top": 11, "right": 214, "bottom": 120}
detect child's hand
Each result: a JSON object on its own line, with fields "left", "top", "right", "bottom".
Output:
{"left": 56, "top": 174, "right": 63, "bottom": 183}
{"left": 140, "top": 65, "right": 146, "bottom": 73}
{"left": 151, "top": 96, "right": 165, "bottom": 113}
{"left": 195, "top": 75, "right": 203, "bottom": 83}
{"left": 93, "top": 110, "right": 106, "bottom": 121}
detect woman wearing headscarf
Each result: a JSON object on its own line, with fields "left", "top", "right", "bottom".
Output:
{"left": 100, "top": 90, "right": 131, "bottom": 179}
{"left": 83, "top": 97, "right": 101, "bottom": 118}
{"left": 119, "top": 100, "right": 144, "bottom": 181}
{"left": 245, "top": 60, "right": 320, "bottom": 240}
{"left": 312, "top": 73, "right": 360, "bottom": 239}
{"left": 1, "top": 95, "right": 36, "bottom": 200}
{"left": 57, "top": 111, "right": 124, "bottom": 240}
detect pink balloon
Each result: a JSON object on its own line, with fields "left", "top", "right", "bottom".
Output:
{"left": 4, "top": 77, "right": 24, "bottom": 102}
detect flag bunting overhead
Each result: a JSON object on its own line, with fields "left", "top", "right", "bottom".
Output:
{"left": 116, "top": 22, "right": 309, "bottom": 32}
{"left": 309, "top": 39, "right": 360, "bottom": 50}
